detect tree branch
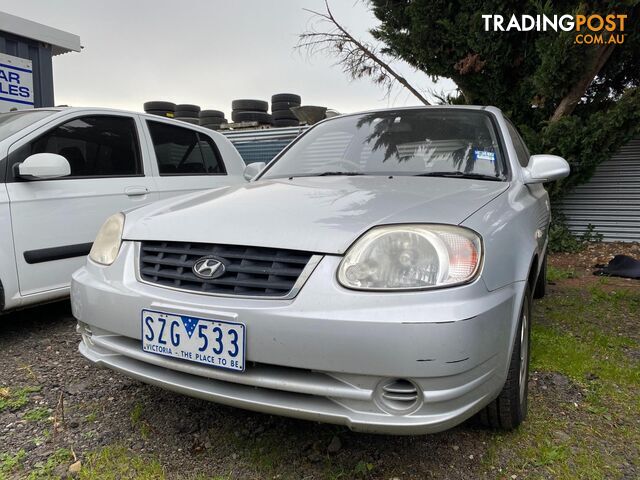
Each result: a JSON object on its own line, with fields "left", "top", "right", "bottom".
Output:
{"left": 550, "top": 43, "right": 616, "bottom": 122}
{"left": 297, "top": 1, "right": 430, "bottom": 105}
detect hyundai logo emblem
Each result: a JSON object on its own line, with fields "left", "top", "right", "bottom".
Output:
{"left": 192, "top": 256, "right": 227, "bottom": 279}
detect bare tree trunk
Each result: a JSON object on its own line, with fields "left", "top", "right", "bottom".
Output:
{"left": 550, "top": 43, "right": 616, "bottom": 122}
{"left": 298, "top": 1, "right": 431, "bottom": 106}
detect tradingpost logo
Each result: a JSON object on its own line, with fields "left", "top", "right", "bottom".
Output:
{"left": 482, "top": 14, "right": 627, "bottom": 44}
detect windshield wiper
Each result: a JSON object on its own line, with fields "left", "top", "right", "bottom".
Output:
{"left": 414, "top": 171, "right": 503, "bottom": 182}
{"left": 296, "top": 171, "right": 365, "bottom": 177}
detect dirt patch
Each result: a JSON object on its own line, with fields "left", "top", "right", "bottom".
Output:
{"left": 550, "top": 241, "right": 640, "bottom": 290}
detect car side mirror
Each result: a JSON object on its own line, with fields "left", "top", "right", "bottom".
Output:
{"left": 243, "top": 162, "right": 267, "bottom": 181}
{"left": 17, "top": 153, "right": 71, "bottom": 180}
{"left": 522, "top": 154, "right": 570, "bottom": 184}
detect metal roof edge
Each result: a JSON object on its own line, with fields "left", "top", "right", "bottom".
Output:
{"left": 0, "top": 11, "right": 81, "bottom": 56}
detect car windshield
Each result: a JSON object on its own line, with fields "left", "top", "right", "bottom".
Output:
{"left": 261, "top": 109, "right": 507, "bottom": 180}
{"left": 0, "top": 110, "right": 56, "bottom": 142}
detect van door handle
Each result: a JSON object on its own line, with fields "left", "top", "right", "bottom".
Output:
{"left": 125, "top": 186, "right": 149, "bottom": 197}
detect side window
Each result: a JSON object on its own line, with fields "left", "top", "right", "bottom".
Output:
{"left": 146, "top": 121, "right": 226, "bottom": 175}
{"left": 11, "top": 115, "right": 142, "bottom": 178}
{"left": 506, "top": 121, "right": 531, "bottom": 167}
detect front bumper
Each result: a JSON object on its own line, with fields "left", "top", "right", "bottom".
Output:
{"left": 71, "top": 241, "right": 526, "bottom": 434}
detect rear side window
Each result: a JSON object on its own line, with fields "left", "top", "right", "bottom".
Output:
{"left": 147, "top": 121, "right": 226, "bottom": 175}
{"left": 506, "top": 121, "right": 531, "bottom": 167}
{"left": 11, "top": 115, "right": 142, "bottom": 178}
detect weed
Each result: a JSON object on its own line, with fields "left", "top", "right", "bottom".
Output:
{"left": 23, "top": 407, "right": 51, "bottom": 422}
{"left": 353, "top": 460, "right": 375, "bottom": 477}
{"left": 0, "top": 386, "right": 41, "bottom": 413}
{"left": 79, "top": 445, "right": 164, "bottom": 479}
{"left": 0, "top": 450, "right": 27, "bottom": 477}
{"left": 547, "top": 265, "right": 577, "bottom": 282}
{"left": 27, "top": 448, "right": 73, "bottom": 479}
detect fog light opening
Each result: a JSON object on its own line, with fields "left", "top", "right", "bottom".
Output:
{"left": 376, "top": 378, "right": 422, "bottom": 414}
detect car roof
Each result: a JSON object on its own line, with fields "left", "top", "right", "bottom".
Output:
{"left": 22, "top": 106, "right": 227, "bottom": 137}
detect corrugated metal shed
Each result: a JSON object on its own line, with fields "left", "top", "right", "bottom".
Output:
{"left": 223, "top": 126, "right": 307, "bottom": 164}
{"left": 561, "top": 136, "right": 640, "bottom": 242}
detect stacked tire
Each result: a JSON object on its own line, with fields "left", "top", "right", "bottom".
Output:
{"left": 143, "top": 101, "right": 176, "bottom": 118}
{"left": 174, "top": 104, "right": 201, "bottom": 125}
{"left": 271, "top": 93, "right": 301, "bottom": 127}
{"left": 231, "top": 99, "right": 272, "bottom": 125}
{"left": 199, "top": 110, "right": 227, "bottom": 130}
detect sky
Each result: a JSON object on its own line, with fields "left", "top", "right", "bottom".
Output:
{"left": 4, "top": 0, "right": 456, "bottom": 117}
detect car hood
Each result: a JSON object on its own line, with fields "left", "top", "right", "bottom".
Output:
{"left": 123, "top": 177, "right": 508, "bottom": 254}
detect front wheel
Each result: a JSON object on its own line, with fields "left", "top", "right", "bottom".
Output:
{"left": 533, "top": 254, "right": 547, "bottom": 299}
{"left": 476, "top": 287, "right": 531, "bottom": 429}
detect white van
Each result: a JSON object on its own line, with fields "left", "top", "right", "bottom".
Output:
{"left": 0, "top": 107, "right": 247, "bottom": 312}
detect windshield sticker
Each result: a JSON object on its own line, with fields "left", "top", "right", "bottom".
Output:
{"left": 474, "top": 150, "right": 496, "bottom": 162}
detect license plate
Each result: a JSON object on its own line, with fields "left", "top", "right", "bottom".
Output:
{"left": 141, "top": 309, "right": 245, "bottom": 372}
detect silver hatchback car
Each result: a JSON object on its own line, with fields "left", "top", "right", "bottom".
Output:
{"left": 71, "top": 106, "right": 569, "bottom": 434}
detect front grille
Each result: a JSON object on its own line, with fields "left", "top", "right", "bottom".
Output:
{"left": 139, "top": 241, "right": 315, "bottom": 297}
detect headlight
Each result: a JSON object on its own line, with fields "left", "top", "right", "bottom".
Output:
{"left": 89, "top": 213, "right": 125, "bottom": 265}
{"left": 338, "top": 224, "right": 481, "bottom": 290}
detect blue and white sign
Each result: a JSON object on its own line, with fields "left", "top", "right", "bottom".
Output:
{"left": 0, "top": 53, "right": 34, "bottom": 112}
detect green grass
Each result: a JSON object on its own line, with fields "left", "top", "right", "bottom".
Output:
{"left": 0, "top": 449, "right": 27, "bottom": 479}
{"left": 0, "top": 386, "right": 41, "bottom": 413}
{"left": 27, "top": 448, "right": 74, "bottom": 480}
{"left": 547, "top": 265, "right": 577, "bottom": 282}
{"left": 79, "top": 445, "right": 165, "bottom": 479}
{"left": 130, "top": 402, "right": 143, "bottom": 425}
{"left": 130, "top": 402, "right": 150, "bottom": 438}
{"left": 23, "top": 407, "right": 51, "bottom": 422}
{"left": 85, "top": 412, "right": 98, "bottom": 422}
{"left": 486, "top": 281, "right": 640, "bottom": 479}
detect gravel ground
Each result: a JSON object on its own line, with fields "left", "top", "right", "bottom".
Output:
{"left": 1, "top": 243, "right": 638, "bottom": 479}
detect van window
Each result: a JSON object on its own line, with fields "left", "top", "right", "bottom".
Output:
{"left": 11, "top": 115, "right": 142, "bottom": 178}
{"left": 147, "top": 121, "right": 226, "bottom": 175}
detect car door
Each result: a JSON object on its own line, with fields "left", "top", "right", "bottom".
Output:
{"left": 142, "top": 119, "right": 234, "bottom": 199}
{"left": 6, "top": 112, "right": 156, "bottom": 296}
{"left": 505, "top": 120, "right": 550, "bottom": 251}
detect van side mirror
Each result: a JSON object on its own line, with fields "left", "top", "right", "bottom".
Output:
{"left": 17, "top": 153, "right": 71, "bottom": 180}
{"left": 522, "top": 154, "right": 570, "bottom": 184}
{"left": 243, "top": 162, "right": 267, "bottom": 181}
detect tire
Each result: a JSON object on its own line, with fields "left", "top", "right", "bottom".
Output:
{"left": 145, "top": 110, "right": 175, "bottom": 117}
{"left": 476, "top": 286, "right": 531, "bottom": 430}
{"left": 231, "top": 111, "right": 272, "bottom": 123}
{"left": 143, "top": 101, "right": 176, "bottom": 111}
{"left": 533, "top": 255, "right": 547, "bottom": 299}
{"left": 271, "top": 93, "right": 301, "bottom": 104}
{"left": 272, "top": 109, "right": 298, "bottom": 121}
{"left": 273, "top": 118, "right": 300, "bottom": 127}
{"left": 271, "top": 101, "right": 300, "bottom": 112}
{"left": 174, "top": 110, "right": 199, "bottom": 119}
{"left": 201, "top": 123, "right": 222, "bottom": 130}
{"left": 232, "top": 99, "right": 268, "bottom": 112}
{"left": 199, "top": 110, "right": 225, "bottom": 119}
{"left": 175, "top": 104, "right": 200, "bottom": 113}
{"left": 199, "top": 116, "right": 226, "bottom": 125}
{"left": 174, "top": 117, "right": 200, "bottom": 125}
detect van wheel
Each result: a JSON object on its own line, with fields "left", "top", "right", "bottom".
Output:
{"left": 477, "top": 287, "right": 531, "bottom": 430}
{"left": 533, "top": 254, "right": 547, "bottom": 299}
